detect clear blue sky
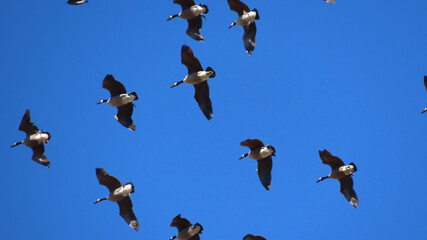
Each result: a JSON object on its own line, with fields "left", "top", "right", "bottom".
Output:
{"left": 1, "top": 0, "right": 426, "bottom": 239}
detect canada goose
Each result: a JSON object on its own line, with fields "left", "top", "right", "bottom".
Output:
{"left": 167, "top": 0, "right": 209, "bottom": 41}
{"left": 243, "top": 234, "right": 267, "bottom": 240}
{"left": 11, "top": 109, "right": 51, "bottom": 167}
{"left": 239, "top": 139, "right": 276, "bottom": 190}
{"left": 67, "top": 0, "right": 88, "bottom": 5}
{"left": 316, "top": 149, "right": 359, "bottom": 208}
{"left": 169, "top": 214, "right": 204, "bottom": 240}
{"left": 227, "top": 0, "right": 259, "bottom": 55}
{"left": 422, "top": 76, "right": 427, "bottom": 113}
{"left": 324, "top": 0, "right": 335, "bottom": 4}
{"left": 94, "top": 168, "right": 140, "bottom": 231}
{"left": 97, "top": 74, "right": 138, "bottom": 130}
{"left": 171, "top": 45, "right": 215, "bottom": 120}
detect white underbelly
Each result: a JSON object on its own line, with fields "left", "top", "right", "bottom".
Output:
{"left": 183, "top": 71, "right": 209, "bottom": 85}
{"left": 108, "top": 94, "right": 134, "bottom": 107}
{"left": 237, "top": 12, "right": 256, "bottom": 26}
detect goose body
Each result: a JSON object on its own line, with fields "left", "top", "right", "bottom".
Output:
{"left": 171, "top": 45, "right": 215, "bottom": 120}
{"left": 11, "top": 109, "right": 51, "bottom": 167}
{"left": 316, "top": 149, "right": 359, "bottom": 208}
{"left": 170, "top": 214, "right": 204, "bottom": 240}
{"left": 239, "top": 139, "right": 276, "bottom": 190}
{"left": 97, "top": 74, "right": 138, "bottom": 130}
{"left": 228, "top": 0, "right": 259, "bottom": 55}
{"left": 94, "top": 168, "right": 140, "bottom": 231}
{"left": 168, "top": 0, "right": 209, "bottom": 41}
{"left": 325, "top": 0, "right": 336, "bottom": 4}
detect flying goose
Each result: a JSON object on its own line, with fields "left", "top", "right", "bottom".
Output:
{"left": 243, "top": 234, "right": 267, "bottom": 240}
{"left": 316, "top": 149, "right": 359, "bottom": 208}
{"left": 97, "top": 74, "right": 138, "bottom": 130}
{"left": 67, "top": 0, "right": 88, "bottom": 5}
{"left": 169, "top": 214, "right": 204, "bottom": 240}
{"left": 167, "top": 0, "right": 209, "bottom": 41}
{"left": 239, "top": 139, "right": 276, "bottom": 190}
{"left": 227, "top": 0, "right": 259, "bottom": 55}
{"left": 422, "top": 76, "right": 427, "bottom": 113}
{"left": 11, "top": 109, "right": 51, "bottom": 167}
{"left": 325, "top": 0, "right": 335, "bottom": 4}
{"left": 171, "top": 45, "right": 215, "bottom": 120}
{"left": 94, "top": 168, "right": 140, "bottom": 231}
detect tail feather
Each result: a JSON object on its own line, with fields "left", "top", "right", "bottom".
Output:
{"left": 200, "top": 4, "right": 209, "bottom": 14}
{"left": 253, "top": 8, "right": 260, "bottom": 20}
{"left": 206, "top": 67, "right": 215, "bottom": 78}
{"left": 130, "top": 92, "right": 138, "bottom": 100}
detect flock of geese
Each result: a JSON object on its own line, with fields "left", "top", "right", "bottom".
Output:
{"left": 10, "top": 0, "right": 427, "bottom": 239}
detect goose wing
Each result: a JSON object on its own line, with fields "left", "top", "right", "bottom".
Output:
{"left": 181, "top": 45, "right": 203, "bottom": 74}
{"left": 424, "top": 76, "right": 427, "bottom": 91}
{"left": 257, "top": 156, "right": 272, "bottom": 190}
{"left": 189, "top": 235, "right": 201, "bottom": 240}
{"left": 194, "top": 81, "right": 213, "bottom": 120}
{"left": 243, "top": 234, "right": 267, "bottom": 240}
{"left": 31, "top": 144, "right": 50, "bottom": 167}
{"left": 115, "top": 103, "right": 136, "bottom": 131}
{"left": 173, "top": 0, "right": 196, "bottom": 9}
{"left": 240, "top": 139, "right": 265, "bottom": 150}
{"left": 170, "top": 214, "right": 192, "bottom": 232}
{"left": 228, "top": 0, "right": 250, "bottom": 16}
{"left": 243, "top": 22, "right": 256, "bottom": 55}
{"left": 318, "top": 149, "right": 345, "bottom": 170}
{"left": 102, "top": 74, "right": 127, "bottom": 97}
{"left": 186, "top": 16, "right": 204, "bottom": 42}
{"left": 19, "top": 109, "right": 39, "bottom": 136}
{"left": 339, "top": 175, "right": 359, "bottom": 208}
{"left": 118, "top": 196, "right": 140, "bottom": 231}
{"left": 96, "top": 168, "right": 122, "bottom": 192}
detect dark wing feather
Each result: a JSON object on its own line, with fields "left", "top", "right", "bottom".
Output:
{"left": 318, "top": 149, "right": 345, "bottom": 170}
{"left": 31, "top": 144, "right": 50, "bottom": 167}
{"left": 118, "top": 196, "right": 140, "bottom": 231}
{"left": 257, "top": 156, "right": 272, "bottom": 190}
{"left": 424, "top": 76, "right": 427, "bottom": 91}
{"left": 228, "top": 0, "right": 250, "bottom": 16}
{"left": 173, "top": 0, "right": 196, "bottom": 9}
{"left": 170, "top": 214, "right": 192, "bottom": 232}
{"left": 102, "top": 74, "right": 127, "bottom": 97}
{"left": 115, "top": 103, "right": 136, "bottom": 131}
{"left": 186, "top": 16, "right": 204, "bottom": 42}
{"left": 19, "top": 109, "right": 39, "bottom": 136}
{"left": 96, "top": 168, "right": 122, "bottom": 192}
{"left": 240, "top": 139, "right": 265, "bottom": 150}
{"left": 243, "top": 22, "right": 256, "bottom": 55}
{"left": 181, "top": 45, "right": 203, "bottom": 74}
{"left": 189, "top": 235, "right": 201, "bottom": 240}
{"left": 339, "top": 175, "right": 359, "bottom": 208}
{"left": 243, "top": 235, "right": 268, "bottom": 240}
{"left": 194, "top": 81, "right": 213, "bottom": 120}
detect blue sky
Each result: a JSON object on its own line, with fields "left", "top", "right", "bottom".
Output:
{"left": 1, "top": 0, "right": 426, "bottom": 239}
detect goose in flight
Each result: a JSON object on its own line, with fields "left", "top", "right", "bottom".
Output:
{"left": 67, "top": 0, "right": 88, "bottom": 5}
{"left": 316, "top": 149, "right": 359, "bottom": 208}
{"left": 11, "top": 109, "right": 51, "bottom": 167}
{"left": 97, "top": 74, "right": 138, "bottom": 130}
{"left": 239, "top": 139, "right": 276, "bottom": 190}
{"left": 94, "top": 168, "right": 140, "bottom": 231}
{"left": 421, "top": 76, "right": 427, "bottom": 113}
{"left": 171, "top": 45, "right": 215, "bottom": 120}
{"left": 227, "top": 0, "right": 260, "bottom": 55}
{"left": 167, "top": 0, "right": 209, "bottom": 41}
{"left": 169, "top": 214, "right": 204, "bottom": 240}
{"left": 243, "top": 234, "right": 267, "bottom": 240}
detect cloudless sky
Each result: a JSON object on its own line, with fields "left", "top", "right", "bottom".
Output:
{"left": 1, "top": 0, "right": 426, "bottom": 239}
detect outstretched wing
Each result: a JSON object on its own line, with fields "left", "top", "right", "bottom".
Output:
{"left": 194, "top": 81, "right": 213, "bottom": 120}
{"left": 19, "top": 109, "right": 39, "bottom": 136}
{"left": 170, "top": 214, "right": 192, "bottom": 232}
{"left": 31, "top": 144, "right": 50, "bottom": 167}
{"left": 257, "top": 156, "right": 272, "bottom": 190}
{"left": 173, "top": 0, "right": 196, "bottom": 10}
{"left": 118, "top": 196, "right": 140, "bottom": 231}
{"left": 102, "top": 74, "right": 127, "bottom": 97}
{"left": 96, "top": 168, "right": 122, "bottom": 192}
{"left": 181, "top": 45, "right": 203, "bottom": 74}
{"left": 240, "top": 139, "right": 265, "bottom": 150}
{"left": 228, "top": 0, "right": 250, "bottom": 16}
{"left": 186, "top": 16, "right": 204, "bottom": 42}
{"left": 318, "top": 149, "right": 345, "bottom": 170}
{"left": 115, "top": 103, "right": 136, "bottom": 131}
{"left": 243, "top": 22, "right": 256, "bottom": 55}
{"left": 424, "top": 76, "right": 427, "bottom": 91}
{"left": 339, "top": 175, "right": 359, "bottom": 208}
